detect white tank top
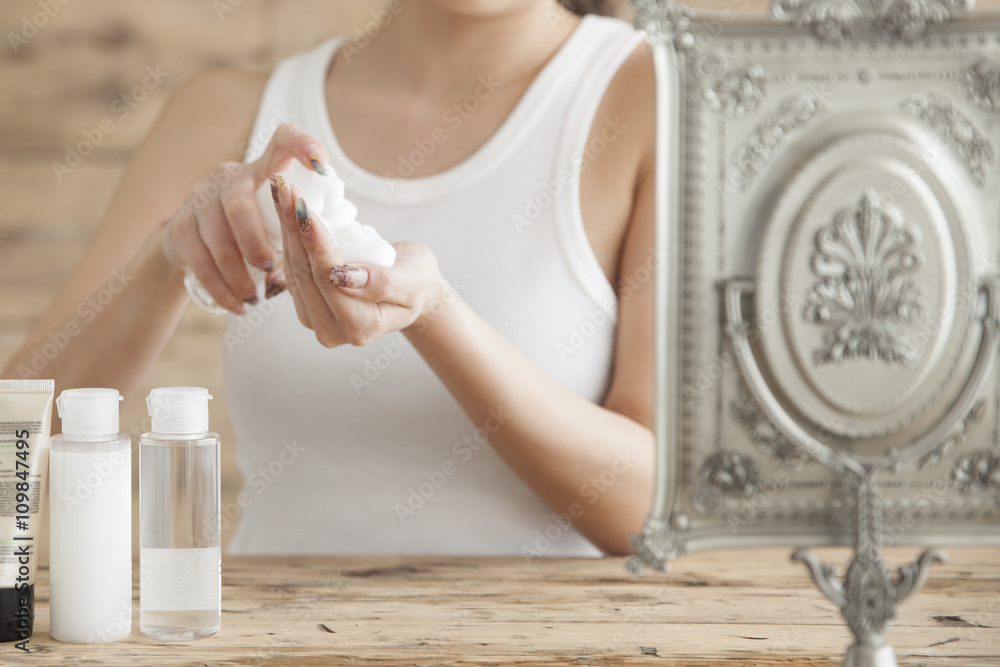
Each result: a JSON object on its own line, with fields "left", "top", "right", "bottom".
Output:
{"left": 224, "top": 15, "right": 646, "bottom": 556}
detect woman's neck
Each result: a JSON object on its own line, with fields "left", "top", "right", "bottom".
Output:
{"left": 350, "top": 1, "right": 582, "bottom": 95}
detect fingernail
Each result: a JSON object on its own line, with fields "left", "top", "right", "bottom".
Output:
{"left": 269, "top": 173, "right": 280, "bottom": 203}
{"left": 265, "top": 279, "right": 286, "bottom": 299}
{"left": 272, "top": 174, "right": 291, "bottom": 211}
{"left": 245, "top": 295, "right": 259, "bottom": 306}
{"left": 295, "top": 197, "right": 312, "bottom": 235}
{"left": 262, "top": 260, "right": 276, "bottom": 272}
{"left": 308, "top": 149, "right": 332, "bottom": 176}
{"left": 330, "top": 265, "right": 368, "bottom": 288}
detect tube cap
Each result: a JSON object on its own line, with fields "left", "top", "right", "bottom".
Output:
{"left": 56, "top": 388, "right": 122, "bottom": 437}
{"left": 146, "top": 387, "right": 212, "bottom": 435}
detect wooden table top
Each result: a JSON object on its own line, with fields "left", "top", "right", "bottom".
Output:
{"left": 12, "top": 547, "right": 999, "bottom": 666}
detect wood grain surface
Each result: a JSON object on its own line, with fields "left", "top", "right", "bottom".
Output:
{"left": 3, "top": 0, "right": 1000, "bottom": 564}
{"left": 13, "top": 547, "right": 1000, "bottom": 666}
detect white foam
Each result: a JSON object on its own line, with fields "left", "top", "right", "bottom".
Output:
{"left": 256, "top": 162, "right": 396, "bottom": 267}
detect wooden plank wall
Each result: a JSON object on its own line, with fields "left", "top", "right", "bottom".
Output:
{"left": 2, "top": 0, "right": 997, "bottom": 561}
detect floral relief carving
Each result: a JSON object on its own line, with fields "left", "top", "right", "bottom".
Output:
{"left": 961, "top": 61, "right": 1000, "bottom": 113}
{"left": 734, "top": 94, "right": 829, "bottom": 190}
{"left": 953, "top": 448, "right": 1000, "bottom": 494}
{"left": 901, "top": 93, "right": 995, "bottom": 187}
{"left": 803, "top": 190, "right": 929, "bottom": 366}
{"left": 770, "top": 0, "right": 972, "bottom": 44}
{"left": 731, "top": 392, "right": 810, "bottom": 466}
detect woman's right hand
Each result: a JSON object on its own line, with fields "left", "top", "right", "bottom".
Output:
{"left": 160, "top": 123, "right": 333, "bottom": 314}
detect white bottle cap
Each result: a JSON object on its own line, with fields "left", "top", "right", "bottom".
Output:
{"left": 146, "top": 387, "right": 213, "bottom": 435}
{"left": 56, "top": 388, "right": 123, "bottom": 437}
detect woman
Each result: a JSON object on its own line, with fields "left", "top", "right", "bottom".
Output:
{"left": 4, "top": 0, "right": 656, "bottom": 556}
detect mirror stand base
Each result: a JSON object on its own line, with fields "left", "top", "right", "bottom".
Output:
{"left": 844, "top": 644, "right": 897, "bottom": 667}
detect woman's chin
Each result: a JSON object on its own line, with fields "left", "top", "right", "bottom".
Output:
{"left": 424, "top": 0, "right": 557, "bottom": 19}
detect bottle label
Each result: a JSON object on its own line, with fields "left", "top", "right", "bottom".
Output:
{"left": 140, "top": 547, "right": 220, "bottom": 611}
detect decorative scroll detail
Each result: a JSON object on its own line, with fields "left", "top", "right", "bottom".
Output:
{"left": 734, "top": 94, "right": 829, "bottom": 190}
{"left": 633, "top": 0, "right": 694, "bottom": 46}
{"left": 635, "top": 5, "right": 768, "bottom": 117}
{"left": 794, "top": 476, "right": 947, "bottom": 658}
{"left": 690, "top": 50, "right": 766, "bottom": 118}
{"left": 953, "top": 448, "right": 1000, "bottom": 493}
{"left": 690, "top": 484, "right": 725, "bottom": 516}
{"left": 627, "top": 518, "right": 685, "bottom": 576}
{"left": 901, "top": 93, "right": 995, "bottom": 186}
{"left": 704, "top": 67, "right": 766, "bottom": 118}
{"left": 962, "top": 61, "right": 1000, "bottom": 113}
{"left": 918, "top": 399, "right": 985, "bottom": 470}
{"left": 731, "top": 393, "right": 810, "bottom": 467}
{"left": 770, "top": 0, "right": 972, "bottom": 45}
{"left": 803, "top": 190, "right": 929, "bottom": 366}
{"left": 702, "top": 451, "right": 762, "bottom": 495}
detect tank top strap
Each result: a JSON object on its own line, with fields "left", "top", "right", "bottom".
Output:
{"left": 552, "top": 19, "right": 649, "bottom": 310}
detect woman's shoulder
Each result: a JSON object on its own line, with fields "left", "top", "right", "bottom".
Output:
{"left": 156, "top": 67, "right": 272, "bottom": 163}
{"left": 593, "top": 38, "right": 656, "bottom": 178}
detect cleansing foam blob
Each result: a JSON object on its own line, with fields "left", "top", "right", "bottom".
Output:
{"left": 185, "top": 162, "right": 396, "bottom": 314}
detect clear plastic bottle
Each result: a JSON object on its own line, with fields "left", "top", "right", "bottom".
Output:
{"left": 139, "top": 387, "right": 221, "bottom": 640}
{"left": 49, "top": 388, "right": 131, "bottom": 643}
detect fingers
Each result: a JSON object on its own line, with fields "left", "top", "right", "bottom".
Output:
{"left": 277, "top": 186, "right": 344, "bottom": 343}
{"left": 219, "top": 172, "right": 276, "bottom": 272}
{"left": 264, "top": 262, "right": 287, "bottom": 300}
{"left": 275, "top": 195, "right": 312, "bottom": 328}
{"left": 194, "top": 191, "right": 259, "bottom": 305}
{"left": 167, "top": 207, "right": 246, "bottom": 315}
{"left": 250, "top": 123, "right": 332, "bottom": 186}
{"left": 330, "top": 243, "right": 429, "bottom": 307}
{"left": 292, "top": 192, "right": 344, "bottom": 283}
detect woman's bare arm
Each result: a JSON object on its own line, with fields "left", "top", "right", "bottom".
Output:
{"left": 2, "top": 69, "right": 268, "bottom": 395}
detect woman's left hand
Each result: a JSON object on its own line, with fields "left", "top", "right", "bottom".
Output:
{"left": 270, "top": 175, "right": 448, "bottom": 347}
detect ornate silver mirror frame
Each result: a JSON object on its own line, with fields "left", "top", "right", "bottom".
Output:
{"left": 628, "top": 1, "right": 1000, "bottom": 664}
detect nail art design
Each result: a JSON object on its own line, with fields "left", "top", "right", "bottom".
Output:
{"left": 245, "top": 295, "right": 259, "bottom": 306}
{"left": 330, "top": 265, "right": 367, "bottom": 288}
{"left": 262, "top": 260, "right": 276, "bottom": 273}
{"left": 271, "top": 173, "right": 292, "bottom": 211}
{"left": 269, "top": 174, "right": 280, "bottom": 203}
{"left": 295, "top": 197, "right": 312, "bottom": 235}
{"left": 265, "top": 279, "right": 286, "bottom": 299}
{"left": 309, "top": 153, "right": 332, "bottom": 176}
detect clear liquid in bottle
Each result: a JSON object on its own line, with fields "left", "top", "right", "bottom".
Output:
{"left": 139, "top": 388, "right": 221, "bottom": 640}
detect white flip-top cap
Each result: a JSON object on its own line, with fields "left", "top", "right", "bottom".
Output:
{"left": 146, "top": 387, "right": 212, "bottom": 435}
{"left": 56, "top": 388, "right": 123, "bottom": 437}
